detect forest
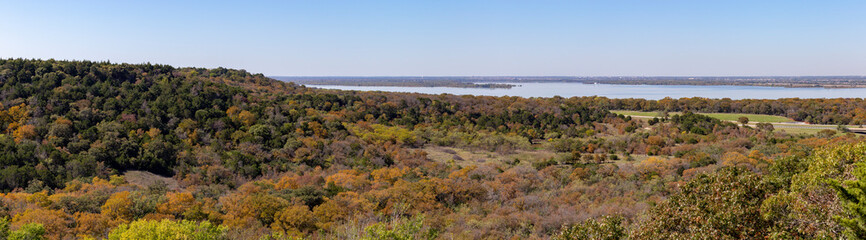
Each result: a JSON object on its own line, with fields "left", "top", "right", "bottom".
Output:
{"left": 1, "top": 58, "right": 866, "bottom": 239}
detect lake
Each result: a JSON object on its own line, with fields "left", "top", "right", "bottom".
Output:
{"left": 305, "top": 82, "right": 866, "bottom": 100}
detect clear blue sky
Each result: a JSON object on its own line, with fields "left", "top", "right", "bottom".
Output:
{"left": 2, "top": 1, "right": 864, "bottom": 76}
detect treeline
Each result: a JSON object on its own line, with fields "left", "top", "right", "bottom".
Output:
{"left": 574, "top": 76, "right": 866, "bottom": 88}
{"left": 587, "top": 97, "right": 866, "bottom": 125}
{"left": 273, "top": 77, "right": 515, "bottom": 88}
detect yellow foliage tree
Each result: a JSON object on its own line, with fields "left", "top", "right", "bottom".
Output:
{"left": 220, "top": 183, "right": 289, "bottom": 228}
{"left": 371, "top": 167, "right": 408, "bottom": 186}
{"left": 156, "top": 192, "right": 195, "bottom": 218}
{"left": 312, "top": 191, "right": 375, "bottom": 230}
{"left": 1, "top": 104, "right": 29, "bottom": 133}
{"left": 238, "top": 111, "right": 256, "bottom": 126}
{"left": 325, "top": 170, "right": 370, "bottom": 191}
{"left": 12, "top": 208, "right": 71, "bottom": 240}
{"left": 275, "top": 175, "right": 300, "bottom": 190}
{"left": 271, "top": 205, "right": 314, "bottom": 234}
{"left": 101, "top": 191, "right": 133, "bottom": 223}
{"left": 73, "top": 212, "right": 111, "bottom": 238}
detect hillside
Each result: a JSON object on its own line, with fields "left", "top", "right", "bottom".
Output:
{"left": 0, "top": 59, "right": 864, "bottom": 239}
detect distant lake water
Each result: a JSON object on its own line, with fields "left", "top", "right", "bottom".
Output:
{"left": 305, "top": 82, "right": 866, "bottom": 100}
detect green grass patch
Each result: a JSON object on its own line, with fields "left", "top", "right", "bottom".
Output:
{"left": 611, "top": 110, "right": 792, "bottom": 123}
{"left": 775, "top": 127, "right": 826, "bottom": 135}
{"left": 700, "top": 113, "right": 792, "bottom": 123}
{"left": 610, "top": 110, "right": 665, "bottom": 117}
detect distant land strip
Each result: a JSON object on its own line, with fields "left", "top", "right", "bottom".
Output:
{"left": 273, "top": 76, "right": 866, "bottom": 89}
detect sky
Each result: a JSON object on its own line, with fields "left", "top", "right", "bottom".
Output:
{"left": 2, "top": 1, "right": 865, "bottom": 76}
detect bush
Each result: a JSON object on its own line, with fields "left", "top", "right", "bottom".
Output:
{"left": 553, "top": 216, "right": 626, "bottom": 240}
{"left": 361, "top": 215, "right": 438, "bottom": 240}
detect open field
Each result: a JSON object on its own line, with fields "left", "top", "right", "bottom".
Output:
{"left": 612, "top": 110, "right": 866, "bottom": 135}
{"left": 124, "top": 170, "right": 181, "bottom": 191}
{"left": 611, "top": 110, "right": 792, "bottom": 123}
{"left": 423, "top": 145, "right": 563, "bottom": 167}
{"left": 702, "top": 113, "right": 793, "bottom": 123}
{"left": 610, "top": 110, "right": 666, "bottom": 117}
{"left": 774, "top": 127, "right": 826, "bottom": 135}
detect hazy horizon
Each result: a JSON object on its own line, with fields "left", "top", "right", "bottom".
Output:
{"left": 3, "top": 1, "right": 865, "bottom": 76}
{"left": 271, "top": 75, "right": 866, "bottom": 77}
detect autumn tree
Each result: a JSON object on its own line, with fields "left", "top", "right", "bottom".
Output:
{"left": 73, "top": 212, "right": 111, "bottom": 239}
{"left": 634, "top": 167, "right": 775, "bottom": 239}
{"left": 11, "top": 208, "right": 71, "bottom": 240}
{"left": 554, "top": 216, "right": 626, "bottom": 240}
{"left": 156, "top": 192, "right": 195, "bottom": 219}
{"left": 102, "top": 191, "right": 134, "bottom": 223}
{"left": 270, "top": 204, "right": 314, "bottom": 234}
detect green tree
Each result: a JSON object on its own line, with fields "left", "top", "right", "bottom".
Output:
{"left": 828, "top": 162, "right": 866, "bottom": 239}
{"left": 8, "top": 223, "right": 46, "bottom": 240}
{"left": 633, "top": 167, "right": 775, "bottom": 239}
{"left": 0, "top": 217, "right": 9, "bottom": 240}
{"left": 108, "top": 219, "right": 226, "bottom": 240}
{"left": 738, "top": 116, "right": 749, "bottom": 126}
{"left": 361, "top": 215, "right": 437, "bottom": 240}
{"left": 755, "top": 122, "right": 774, "bottom": 132}
{"left": 553, "top": 216, "right": 626, "bottom": 240}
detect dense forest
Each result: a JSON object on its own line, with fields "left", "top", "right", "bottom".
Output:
{"left": 1, "top": 59, "right": 866, "bottom": 239}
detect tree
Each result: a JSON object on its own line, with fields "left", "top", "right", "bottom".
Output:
{"left": 238, "top": 111, "right": 256, "bottom": 126}
{"left": 633, "top": 167, "right": 775, "bottom": 239}
{"left": 361, "top": 215, "right": 437, "bottom": 240}
{"left": 73, "top": 212, "right": 112, "bottom": 239}
{"left": 838, "top": 124, "right": 852, "bottom": 133}
{"left": 12, "top": 124, "right": 36, "bottom": 143}
{"left": 219, "top": 184, "right": 289, "bottom": 228}
{"left": 270, "top": 204, "right": 314, "bottom": 234}
{"left": 828, "top": 162, "right": 866, "bottom": 239}
{"left": 755, "top": 122, "right": 774, "bottom": 132}
{"left": 738, "top": 116, "right": 749, "bottom": 126}
{"left": 107, "top": 219, "right": 226, "bottom": 240}
{"left": 156, "top": 192, "right": 195, "bottom": 218}
{"left": 102, "top": 191, "right": 134, "bottom": 222}
{"left": 11, "top": 208, "right": 71, "bottom": 240}
{"left": 1, "top": 103, "right": 29, "bottom": 134}
{"left": 8, "top": 223, "right": 46, "bottom": 240}
{"left": 553, "top": 216, "right": 626, "bottom": 240}
{"left": 0, "top": 217, "right": 9, "bottom": 240}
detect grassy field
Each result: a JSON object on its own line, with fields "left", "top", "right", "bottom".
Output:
{"left": 610, "top": 110, "right": 665, "bottom": 117}
{"left": 775, "top": 127, "right": 828, "bottom": 135}
{"left": 611, "top": 110, "right": 793, "bottom": 123}
{"left": 423, "top": 146, "right": 563, "bottom": 167}
{"left": 124, "top": 171, "right": 180, "bottom": 190}
{"left": 701, "top": 113, "right": 792, "bottom": 123}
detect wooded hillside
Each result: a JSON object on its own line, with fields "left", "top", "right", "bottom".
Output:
{"left": 0, "top": 59, "right": 863, "bottom": 239}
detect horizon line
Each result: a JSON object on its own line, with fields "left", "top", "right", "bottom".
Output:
{"left": 270, "top": 75, "right": 866, "bottom": 78}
